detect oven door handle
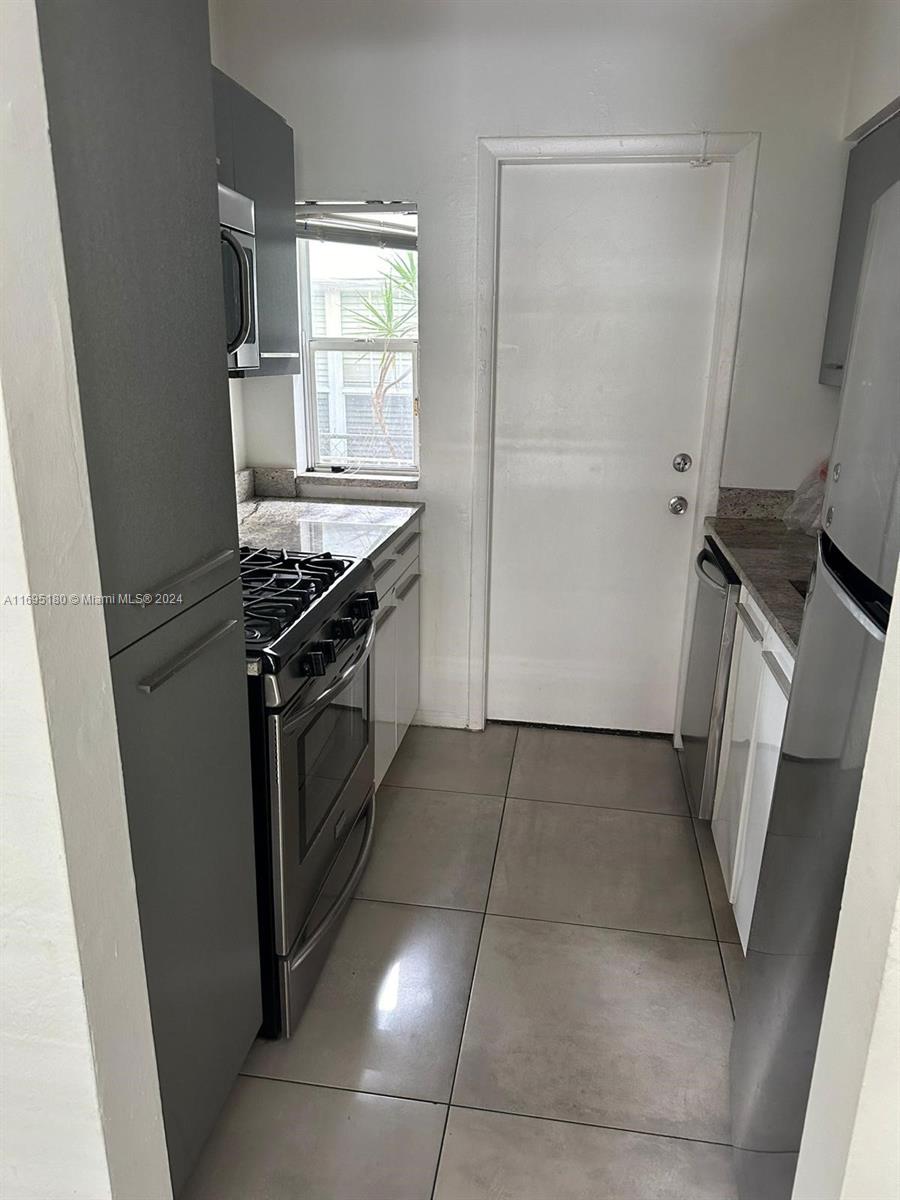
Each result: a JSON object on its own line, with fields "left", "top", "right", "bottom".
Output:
{"left": 287, "top": 796, "right": 376, "bottom": 971}
{"left": 286, "top": 619, "right": 376, "bottom": 728}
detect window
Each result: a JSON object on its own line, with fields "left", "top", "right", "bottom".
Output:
{"left": 297, "top": 205, "right": 419, "bottom": 478}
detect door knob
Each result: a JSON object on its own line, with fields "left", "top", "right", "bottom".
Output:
{"left": 668, "top": 496, "right": 688, "bottom": 515}
{"left": 672, "top": 452, "right": 693, "bottom": 473}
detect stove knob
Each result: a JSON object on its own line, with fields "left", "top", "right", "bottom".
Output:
{"left": 361, "top": 589, "right": 379, "bottom": 612}
{"left": 350, "top": 596, "right": 373, "bottom": 619}
{"left": 332, "top": 617, "right": 355, "bottom": 640}
{"left": 300, "top": 650, "right": 327, "bottom": 677}
{"left": 317, "top": 639, "right": 337, "bottom": 664}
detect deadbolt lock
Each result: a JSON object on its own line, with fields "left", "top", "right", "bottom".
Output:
{"left": 669, "top": 496, "right": 689, "bottom": 516}
{"left": 672, "top": 452, "right": 693, "bottom": 473}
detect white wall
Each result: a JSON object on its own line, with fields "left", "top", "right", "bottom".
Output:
{"left": 209, "top": 0, "right": 856, "bottom": 726}
{"left": 0, "top": 404, "right": 111, "bottom": 1200}
{"left": 229, "top": 378, "right": 247, "bottom": 469}
{"left": 793, "top": 556, "right": 900, "bottom": 1200}
{"left": 240, "top": 373, "right": 298, "bottom": 467}
{"left": 843, "top": 0, "right": 900, "bottom": 137}
{"left": 0, "top": 5, "right": 172, "bottom": 1196}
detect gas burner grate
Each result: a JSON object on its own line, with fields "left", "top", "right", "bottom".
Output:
{"left": 239, "top": 545, "right": 356, "bottom": 650}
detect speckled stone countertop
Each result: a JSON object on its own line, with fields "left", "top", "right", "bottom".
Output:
{"left": 705, "top": 517, "right": 817, "bottom": 656}
{"left": 237, "top": 497, "right": 423, "bottom": 560}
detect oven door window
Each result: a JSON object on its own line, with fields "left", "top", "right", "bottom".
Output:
{"left": 291, "top": 667, "right": 368, "bottom": 856}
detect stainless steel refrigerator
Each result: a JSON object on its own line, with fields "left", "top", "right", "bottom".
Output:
{"left": 730, "top": 181, "right": 900, "bottom": 1199}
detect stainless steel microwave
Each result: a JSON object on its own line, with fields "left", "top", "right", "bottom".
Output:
{"left": 218, "top": 184, "right": 259, "bottom": 371}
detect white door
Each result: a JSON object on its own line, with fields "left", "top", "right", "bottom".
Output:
{"left": 488, "top": 160, "right": 728, "bottom": 731}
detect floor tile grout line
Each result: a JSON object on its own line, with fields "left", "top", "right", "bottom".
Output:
{"left": 503, "top": 725, "right": 520, "bottom": 799}
{"left": 688, "top": 816, "right": 736, "bottom": 1018}
{"left": 350, "top": 891, "right": 721, "bottom": 945}
{"left": 380, "top": 780, "right": 691, "bottom": 821}
{"left": 379, "top": 782, "right": 507, "bottom": 802}
{"left": 353, "top": 894, "right": 486, "bottom": 916}
{"left": 238, "top": 1069, "right": 447, "bottom": 1111}
{"left": 506, "top": 793, "right": 692, "bottom": 819}
{"left": 483, "top": 908, "right": 721, "bottom": 945}
{"left": 449, "top": 1101, "right": 734, "bottom": 1150}
{"left": 428, "top": 726, "right": 519, "bottom": 1200}
{"left": 236, "top": 1070, "right": 732, "bottom": 1152}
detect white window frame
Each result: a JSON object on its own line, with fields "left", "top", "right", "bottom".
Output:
{"left": 296, "top": 239, "right": 420, "bottom": 478}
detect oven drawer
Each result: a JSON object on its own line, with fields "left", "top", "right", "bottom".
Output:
{"left": 278, "top": 795, "right": 375, "bottom": 1037}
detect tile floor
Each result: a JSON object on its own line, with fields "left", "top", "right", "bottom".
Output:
{"left": 184, "top": 725, "right": 743, "bottom": 1200}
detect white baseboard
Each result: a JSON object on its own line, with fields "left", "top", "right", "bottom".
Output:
{"left": 411, "top": 709, "right": 472, "bottom": 730}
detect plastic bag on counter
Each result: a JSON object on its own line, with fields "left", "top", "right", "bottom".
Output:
{"left": 782, "top": 461, "right": 828, "bottom": 536}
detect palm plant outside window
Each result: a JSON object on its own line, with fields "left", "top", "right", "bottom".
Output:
{"left": 298, "top": 215, "right": 419, "bottom": 476}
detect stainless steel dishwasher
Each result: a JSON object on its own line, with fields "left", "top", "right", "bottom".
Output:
{"left": 679, "top": 536, "right": 740, "bottom": 819}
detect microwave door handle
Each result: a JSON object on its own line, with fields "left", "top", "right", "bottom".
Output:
{"left": 284, "top": 619, "right": 376, "bottom": 731}
{"left": 222, "top": 229, "right": 252, "bottom": 354}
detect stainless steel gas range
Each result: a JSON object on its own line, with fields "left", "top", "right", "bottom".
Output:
{"left": 240, "top": 546, "right": 378, "bottom": 1038}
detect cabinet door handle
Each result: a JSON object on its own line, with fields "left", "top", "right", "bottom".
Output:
{"left": 396, "top": 572, "right": 421, "bottom": 602}
{"left": 259, "top": 352, "right": 300, "bottom": 359}
{"left": 138, "top": 619, "right": 238, "bottom": 694}
{"left": 762, "top": 650, "right": 791, "bottom": 700}
{"left": 396, "top": 530, "right": 421, "bottom": 557}
{"left": 375, "top": 603, "right": 397, "bottom": 630}
{"left": 374, "top": 556, "right": 397, "bottom": 581}
{"left": 148, "top": 547, "right": 235, "bottom": 595}
{"left": 736, "top": 602, "right": 763, "bottom": 643}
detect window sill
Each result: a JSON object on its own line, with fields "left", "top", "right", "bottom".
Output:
{"left": 296, "top": 470, "right": 419, "bottom": 491}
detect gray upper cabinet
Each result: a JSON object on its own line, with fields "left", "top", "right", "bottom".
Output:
{"left": 36, "top": 0, "right": 240, "bottom": 656}
{"left": 110, "top": 581, "right": 261, "bottom": 1196}
{"left": 820, "top": 112, "right": 900, "bottom": 387}
{"left": 213, "top": 68, "right": 301, "bottom": 376}
{"left": 212, "top": 66, "right": 236, "bottom": 189}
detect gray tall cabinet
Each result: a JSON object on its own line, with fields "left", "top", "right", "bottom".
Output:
{"left": 36, "top": 2, "right": 260, "bottom": 1194}
{"left": 820, "top": 112, "right": 900, "bottom": 386}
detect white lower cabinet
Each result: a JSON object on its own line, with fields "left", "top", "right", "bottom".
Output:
{"left": 373, "top": 592, "right": 399, "bottom": 789}
{"left": 732, "top": 647, "right": 790, "bottom": 947}
{"left": 395, "top": 564, "right": 421, "bottom": 748}
{"left": 712, "top": 587, "right": 794, "bottom": 950}
{"left": 371, "top": 540, "right": 421, "bottom": 788}
{"left": 712, "top": 599, "right": 765, "bottom": 894}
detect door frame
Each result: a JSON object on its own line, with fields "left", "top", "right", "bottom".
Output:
{"left": 466, "top": 132, "right": 761, "bottom": 731}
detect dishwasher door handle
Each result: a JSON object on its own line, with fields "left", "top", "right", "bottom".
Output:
{"left": 694, "top": 547, "right": 727, "bottom": 594}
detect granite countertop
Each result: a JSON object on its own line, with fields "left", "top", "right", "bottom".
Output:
{"left": 705, "top": 517, "right": 817, "bottom": 656}
{"left": 237, "top": 497, "right": 423, "bottom": 560}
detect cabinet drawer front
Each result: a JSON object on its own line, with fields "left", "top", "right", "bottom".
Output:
{"left": 372, "top": 518, "right": 421, "bottom": 601}
{"left": 110, "top": 581, "right": 260, "bottom": 1190}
